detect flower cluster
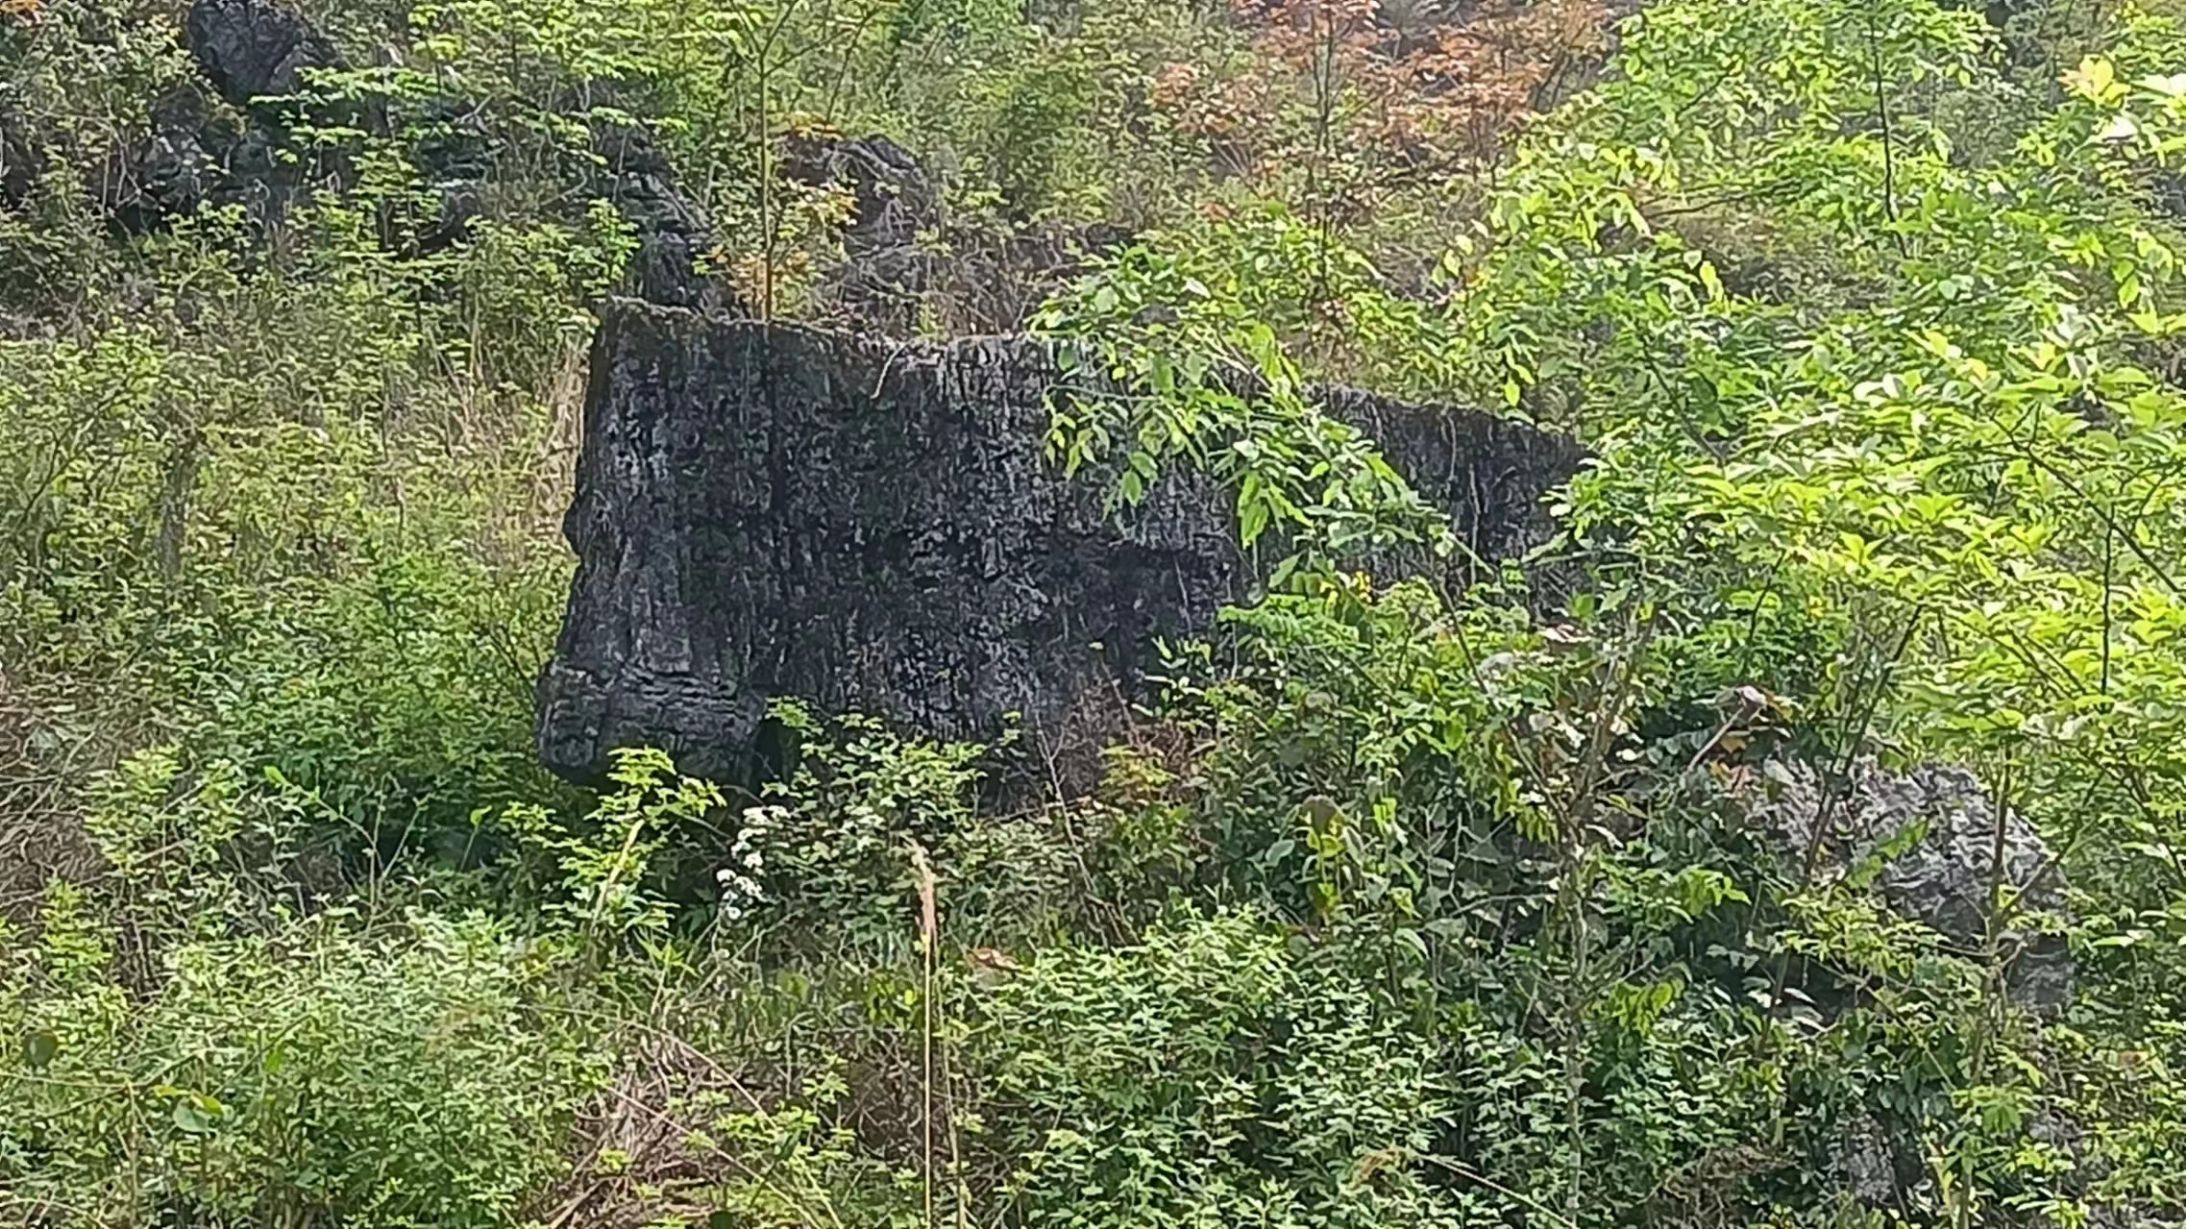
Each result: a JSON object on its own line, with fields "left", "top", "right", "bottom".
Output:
{"left": 714, "top": 805, "right": 780, "bottom": 921}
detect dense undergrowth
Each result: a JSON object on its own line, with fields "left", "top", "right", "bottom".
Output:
{"left": 6, "top": 0, "right": 2186, "bottom": 1224}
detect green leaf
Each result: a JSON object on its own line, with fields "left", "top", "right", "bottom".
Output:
{"left": 1239, "top": 492, "right": 1270, "bottom": 547}
{"left": 171, "top": 1092, "right": 225, "bottom": 1136}
{"left": 22, "top": 1031, "right": 57, "bottom": 1069}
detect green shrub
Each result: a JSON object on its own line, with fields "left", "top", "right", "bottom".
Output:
{"left": 975, "top": 910, "right": 1464, "bottom": 1229}
{"left": 3, "top": 904, "right": 603, "bottom": 1227}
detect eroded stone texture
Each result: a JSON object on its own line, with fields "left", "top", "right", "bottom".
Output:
{"left": 780, "top": 132, "right": 939, "bottom": 330}
{"left": 187, "top": 0, "right": 346, "bottom": 111}
{"left": 87, "top": 1, "right": 739, "bottom": 309}
{"left": 1758, "top": 758, "right": 2073, "bottom": 1014}
{"left": 1742, "top": 757, "right": 2081, "bottom": 1212}
{"left": 592, "top": 122, "right": 741, "bottom": 312}
{"left": 1, "top": 109, "right": 42, "bottom": 210}
{"left": 538, "top": 299, "right": 1582, "bottom": 783}
{"left": 97, "top": 0, "right": 353, "bottom": 233}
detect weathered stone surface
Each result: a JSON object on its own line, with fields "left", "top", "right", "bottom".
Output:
{"left": 782, "top": 132, "right": 936, "bottom": 252}
{"left": 776, "top": 133, "right": 1133, "bottom": 333}
{"left": 1758, "top": 758, "right": 2073, "bottom": 1014}
{"left": 0, "top": 106, "right": 41, "bottom": 210}
{"left": 537, "top": 298, "right": 1583, "bottom": 784}
{"left": 96, "top": 1, "right": 353, "bottom": 233}
{"left": 591, "top": 122, "right": 740, "bottom": 313}
{"left": 782, "top": 132, "right": 939, "bottom": 329}
{"left": 186, "top": 0, "right": 347, "bottom": 111}
{"left": 105, "top": 1, "right": 739, "bottom": 311}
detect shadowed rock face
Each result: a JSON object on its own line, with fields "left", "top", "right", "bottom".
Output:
{"left": 1, "top": 112, "right": 43, "bottom": 210}
{"left": 536, "top": 299, "right": 1584, "bottom": 784}
{"left": 88, "top": 1, "right": 739, "bottom": 308}
{"left": 1751, "top": 758, "right": 2080, "bottom": 1210}
{"left": 590, "top": 123, "right": 741, "bottom": 312}
{"left": 780, "top": 132, "right": 939, "bottom": 330}
{"left": 93, "top": 0, "right": 353, "bottom": 233}
{"left": 187, "top": 0, "right": 346, "bottom": 111}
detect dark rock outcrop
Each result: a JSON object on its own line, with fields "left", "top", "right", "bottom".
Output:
{"left": 536, "top": 298, "right": 1582, "bottom": 784}
{"left": 98, "top": 0, "right": 351, "bottom": 233}
{"left": 781, "top": 131, "right": 939, "bottom": 329}
{"left": 592, "top": 122, "right": 739, "bottom": 313}
{"left": 779, "top": 132, "right": 1132, "bottom": 333}
{"left": 186, "top": 0, "right": 347, "bottom": 111}
{"left": 85, "top": 0, "right": 740, "bottom": 310}
{"left": 0, "top": 105, "right": 41, "bottom": 210}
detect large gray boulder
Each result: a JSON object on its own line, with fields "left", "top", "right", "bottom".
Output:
{"left": 535, "top": 299, "right": 1582, "bottom": 783}
{"left": 1751, "top": 759, "right": 2080, "bottom": 1214}
{"left": 1759, "top": 758, "right": 2073, "bottom": 1014}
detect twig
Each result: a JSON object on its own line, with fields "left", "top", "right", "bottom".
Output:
{"left": 1866, "top": 10, "right": 1909, "bottom": 258}
{"left": 910, "top": 841, "right": 940, "bottom": 1229}
{"left": 1416, "top": 1152, "right": 1583, "bottom": 1229}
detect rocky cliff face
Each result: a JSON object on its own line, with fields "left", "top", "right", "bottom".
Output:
{"left": 4, "top": 0, "right": 739, "bottom": 310}
{"left": 186, "top": 0, "right": 346, "bottom": 108}
{"left": 100, "top": 0, "right": 352, "bottom": 233}
{"left": 536, "top": 299, "right": 1584, "bottom": 784}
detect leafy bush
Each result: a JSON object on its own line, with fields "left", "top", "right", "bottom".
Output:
{"left": 975, "top": 910, "right": 1465, "bottom": 1229}
{"left": 2, "top": 904, "right": 602, "bottom": 1227}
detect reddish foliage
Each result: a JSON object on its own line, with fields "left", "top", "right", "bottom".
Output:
{"left": 1151, "top": 0, "right": 1615, "bottom": 219}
